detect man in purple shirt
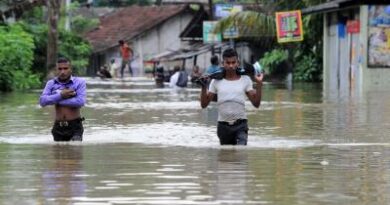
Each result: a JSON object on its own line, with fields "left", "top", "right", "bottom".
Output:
{"left": 39, "top": 57, "right": 86, "bottom": 141}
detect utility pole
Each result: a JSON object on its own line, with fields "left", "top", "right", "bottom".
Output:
{"left": 208, "top": 0, "right": 215, "bottom": 55}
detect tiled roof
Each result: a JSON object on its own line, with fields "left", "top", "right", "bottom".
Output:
{"left": 85, "top": 5, "right": 190, "bottom": 53}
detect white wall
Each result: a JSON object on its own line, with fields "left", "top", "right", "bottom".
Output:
{"left": 134, "top": 12, "right": 194, "bottom": 75}
{"left": 100, "top": 12, "right": 194, "bottom": 76}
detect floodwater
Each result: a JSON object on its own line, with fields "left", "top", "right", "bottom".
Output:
{"left": 1, "top": 77, "right": 390, "bottom": 205}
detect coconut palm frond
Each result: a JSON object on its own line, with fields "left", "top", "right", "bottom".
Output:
{"left": 213, "top": 11, "right": 276, "bottom": 38}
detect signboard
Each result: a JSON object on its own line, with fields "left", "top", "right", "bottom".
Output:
{"left": 223, "top": 26, "right": 239, "bottom": 39}
{"left": 215, "top": 4, "right": 243, "bottom": 19}
{"left": 203, "top": 21, "right": 222, "bottom": 43}
{"left": 275, "top": 10, "right": 303, "bottom": 43}
{"left": 347, "top": 20, "right": 360, "bottom": 33}
{"left": 368, "top": 5, "right": 390, "bottom": 67}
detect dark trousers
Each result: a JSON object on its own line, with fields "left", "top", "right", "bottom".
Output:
{"left": 120, "top": 59, "right": 132, "bottom": 78}
{"left": 217, "top": 119, "right": 248, "bottom": 145}
{"left": 51, "top": 118, "right": 84, "bottom": 141}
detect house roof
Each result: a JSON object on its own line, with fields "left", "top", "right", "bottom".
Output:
{"left": 85, "top": 5, "right": 192, "bottom": 53}
{"left": 179, "top": 6, "right": 209, "bottom": 41}
{"left": 302, "top": 0, "right": 389, "bottom": 15}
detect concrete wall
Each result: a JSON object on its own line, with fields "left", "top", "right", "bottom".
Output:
{"left": 135, "top": 12, "right": 194, "bottom": 75}
{"left": 100, "top": 12, "right": 194, "bottom": 76}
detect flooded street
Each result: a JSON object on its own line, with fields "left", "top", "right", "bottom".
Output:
{"left": 1, "top": 77, "right": 390, "bottom": 204}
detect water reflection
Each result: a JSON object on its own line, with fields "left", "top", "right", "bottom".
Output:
{"left": 41, "top": 145, "right": 86, "bottom": 203}
{"left": 212, "top": 149, "right": 250, "bottom": 204}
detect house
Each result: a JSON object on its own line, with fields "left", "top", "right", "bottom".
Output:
{"left": 85, "top": 4, "right": 200, "bottom": 76}
{"left": 85, "top": 3, "right": 256, "bottom": 77}
{"left": 303, "top": 0, "right": 390, "bottom": 98}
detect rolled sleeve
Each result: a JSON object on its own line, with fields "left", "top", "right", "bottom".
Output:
{"left": 39, "top": 80, "right": 63, "bottom": 107}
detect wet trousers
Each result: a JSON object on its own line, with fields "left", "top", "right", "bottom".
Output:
{"left": 217, "top": 119, "right": 248, "bottom": 145}
{"left": 51, "top": 118, "right": 84, "bottom": 141}
{"left": 120, "top": 59, "right": 132, "bottom": 78}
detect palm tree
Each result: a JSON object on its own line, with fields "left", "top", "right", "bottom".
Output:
{"left": 213, "top": 0, "right": 326, "bottom": 82}
{"left": 214, "top": 0, "right": 325, "bottom": 39}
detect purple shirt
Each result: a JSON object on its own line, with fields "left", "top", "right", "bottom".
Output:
{"left": 39, "top": 76, "right": 86, "bottom": 107}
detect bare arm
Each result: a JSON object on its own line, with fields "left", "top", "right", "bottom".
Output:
{"left": 246, "top": 74, "right": 264, "bottom": 108}
{"left": 200, "top": 86, "right": 215, "bottom": 108}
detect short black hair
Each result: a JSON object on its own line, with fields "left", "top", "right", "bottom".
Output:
{"left": 118, "top": 40, "right": 124, "bottom": 45}
{"left": 210, "top": 55, "right": 219, "bottom": 65}
{"left": 57, "top": 57, "right": 70, "bottom": 64}
{"left": 174, "top": 65, "right": 181, "bottom": 72}
{"left": 222, "top": 48, "right": 238, "bottom": 59}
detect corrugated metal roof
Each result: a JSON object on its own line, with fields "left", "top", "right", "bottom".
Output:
{"left": 302, "top": 0, "right": 390, "bottom": 15}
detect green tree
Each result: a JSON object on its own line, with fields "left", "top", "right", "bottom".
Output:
{"left": 0, "top": 24, "right": 40, "bottom": 92}
{"left": 19, "top": 5, "right": 92, "bottom": 77}
{"left": 59, "top": 29, "right": 92, "bottom": 75}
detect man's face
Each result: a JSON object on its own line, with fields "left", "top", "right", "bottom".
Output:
{"left": 222, "top": 56, "right": 239, "bottom": 72}
{"left": 57, "top": 62, "right": 72, "bottom": 82}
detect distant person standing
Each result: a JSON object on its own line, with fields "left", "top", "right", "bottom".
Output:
{"left": 191, "top": 65, "right": 202, "bottom": 84}
{"left": 154, "top": 61, "right": 165, "bottom": 87}
{"left": 169, "top": 65, "right": 188, "bottom": 89}
{"left": 206, "top": 55, "right": 221, "bottom": 74}
{"left": 108, "top": 58, "right": 119, "bottom": 78}
{"left": 39, "top": 57, "right": 86, "bottom": 141}
{"left": 118, "top": 40, "right": 133, "bottom": 78}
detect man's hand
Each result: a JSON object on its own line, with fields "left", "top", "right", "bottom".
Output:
{"left": 253, "top": 73, "right": 264, "bottom": 85}
{"left": 195, "top": 76, "right": 210, "bottom": 88}
{"left": 60, "top": 88, "right": 76, "bottom": 99}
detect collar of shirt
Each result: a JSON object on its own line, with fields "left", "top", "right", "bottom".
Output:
{"left": 54, "top": 76, "right": 75, "bottom": 85}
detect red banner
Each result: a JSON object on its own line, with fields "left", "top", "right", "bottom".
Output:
{"left": 275, "top": 10, "right": 304, "bottom": 43}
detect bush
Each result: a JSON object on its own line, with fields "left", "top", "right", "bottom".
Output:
{"left": 0, "top": 24, "right": 40, "bottom": 91}
{"left": 294, "top": 54, "right": 322, "bottom": 82}
{"left": 59, "top": 30, "right": 92, "bottom": 75}
{"left": 259, "top": 48, "right": 288, "bottom": 74}
{"left": 71, "top": 15, "right": 99, "bottom": 34}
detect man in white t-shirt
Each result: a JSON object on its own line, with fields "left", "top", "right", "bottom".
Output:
{"left": 200, "top": 48, "right": 264, "bottom": 145}
{"left": 169, "top": 65, "right": 181, "bottom": 88}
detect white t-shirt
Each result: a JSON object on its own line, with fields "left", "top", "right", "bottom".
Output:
{"left": 169, "top": 71, "right": 180, "bottom": 88}
{"left": 209, "top": 75, "right": 254, "bottom": 121}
